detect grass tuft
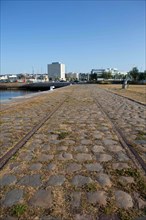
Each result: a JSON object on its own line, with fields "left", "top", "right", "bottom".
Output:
{"left": 58, "top": 131, "right": 70, "bottom": 140}
{"left": 12, "top": 204, "right": 27, "bottom": 217}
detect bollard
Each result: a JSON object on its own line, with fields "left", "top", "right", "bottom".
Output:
{"left": 50, "top": 86, "right": 55, "bottom": 91}
{"left": 122, "top": 80, "right": 127, "bottom": 89}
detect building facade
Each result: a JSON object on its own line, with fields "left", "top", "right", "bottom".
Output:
{"left": 91, "top": 68, "right": 119, "bottom": 78}
{"left": 48, "top": 62, "right": 65, "bottom": 81}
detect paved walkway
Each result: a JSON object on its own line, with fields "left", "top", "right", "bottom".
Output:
{"left": 0, "top": 85, "right": 146, "bottom": 220}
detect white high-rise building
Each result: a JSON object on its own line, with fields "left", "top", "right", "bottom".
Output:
{"left": 48, "top": 62, "right": 65, "bottom": 81}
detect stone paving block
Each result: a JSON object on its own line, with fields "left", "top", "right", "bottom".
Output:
{"left": 29, "top": 163, "right": 42, "bottom": 171}
{"left": 97, "top": 173, "right": 112, "bottom": 187}
{"left": 112, "top": 163, "right": 129, "bottom": 170}
{"left": 9, "top": 162, "right": 20, "bottom": 170}
{"left": 70, "top": 192, "right": 81, "bottom": 208}
{"left": 65, "top": 140, "right": 76, "bottom": 145}
{"left": 19, "top": 152, "right": 32, "bottom": 161}
{"left": 38, "top": 154, "right": 54, "bottom": 162}
{"left": 46, "top": 163, "right": 56, "bottom": 171}
{"left": 57, "top": 146, "right": 68, "bottom": 151}
{"left": 100, "top": 127, "right": 109, "bottom": 132}
{"left": 93, "top": 134, "right": 103, "bottom": 140}
{"left": 29, "top": 189, "right": 52, "bottom": 208}
{"left": 40, "top": 216, "right": 61, "bottom": 220}
{"left": 119, "top": 176, "right": 134, "bottom": 185}
{"left": 133, "top": 192, "right": 146, "bottom": 209}
{"left": 2, "top": 216, "right": 18, "bottom": 220}
{"left": 72, "top": 175, "right": 93, "bottom": 187}
{"left": 107, "top": 145, "right": 123, "bottom": 152}
{"left": 85, "top": 163, "right": 103, "bottom": 172}
{"left": 42, "top": 145, "right": 51, "bottom": 151}
{"left": 74, "top": 145, "right": 88, "bottom": 152}
{"left": 2, "top": 189, "right": 23, "bottom": 207}
{"left": 0, "top": 174, "right": 17, "bottom": 187}
{"left": 103, "top": 139, "right": 118, "bottom": 146}
{"left": 66, "top": 163, "right": 82, "bottom": 173}
{"left": 96, "top": 154, "right": 112, "bottom": 162}
{"left": 137, "top": 197, "right": 146, "bottom": 209}
{"left": 87, "top": 191, "right": 107, "bottom": 205}
{"left": 115, "top": 190, "right": 133, "bottom": 209}
{"left": 50, "top": 140, "right": 61, "bottom": 145}
{"left": 74, "top": 214, "right": 93, "bottom": 220}
{"left": 92, "top": 145, "right": 105, "bottom": 153}
{"left": 75, "top": 153, "right": 92, "bottom": 162}
{"left": 135, "top": 216, "right": 146, "bottom": 220}
{"left": 50, "top": 134, "right": 58, "bottom": 140}
{"left": 47, "top": 175, "right": 66, "bottom": 186}
{"left": 18, "top": 174, "right": 41, "bottom": 187}
{"left": 57, "top": 152, "right": 73, "bottom": 160}
{"left": 81, "top": 139, "right": 92, "bottom": 145}
{"left": 99, "top": 214, "right": 120, "bottom": 220}
{"left": 116, "top": 152, "right": 129, "bottom": 162}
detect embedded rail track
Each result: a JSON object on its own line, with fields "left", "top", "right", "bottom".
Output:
{"left": 0, "top": 97, "right": 68, "bottom": 170}
{"left": 1, "top": 86, "right": 146, "bottom": 174}
{"left": 92, "top": 94, "right": 146, "bottom": 174}
{"left": 99, "top": 86, "right": 146, "bottom": 107}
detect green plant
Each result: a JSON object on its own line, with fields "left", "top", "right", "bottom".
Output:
{"left": 58, "top": 131, "right": 69, "bottom": 140}
{"left": 135, "top": 131, "right": 146, "bottom": 140}
{"left": 114, "top": 168, "right": 146, "bottom": 198}
{"left": 83, "top": 183, "right": 97, "bottom": 192}
{"left": 12, "top": 204, "right": 27, "bottom": 217}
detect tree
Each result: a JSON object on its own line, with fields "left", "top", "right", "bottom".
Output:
{"left": 101, "top": 71, "right": 113, "bottom": 79}
{"left": 138, "top": 71, "right": 146, "bottom": 81}
{"left": 90, "top": 73, "right": 97, "bottom": 81}
{"left": 129, "top": 67, "right": 139, "bottom": 81}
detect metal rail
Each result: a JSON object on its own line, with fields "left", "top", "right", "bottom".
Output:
{"left": 92, "top": 95, "right": 146, "bottom": 174}
{"left": 98, "top": 86, "right": 146, "bottom": 106}
{"left": 0, "top": 98, "right": 68, "bottom": 170}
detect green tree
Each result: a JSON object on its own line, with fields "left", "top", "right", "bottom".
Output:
{"left": 101, "top": 71, "right": 113, "bottom": 79}
{"left": 129, "top": 67, "right": 139, "bottom": 81}
{"left": 138, "top": 71, "right": 146, "bottom": 81}
{"left": 90, "top": 73, "right": 97, "bottom": 81}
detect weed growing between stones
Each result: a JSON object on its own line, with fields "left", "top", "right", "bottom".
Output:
{"left": 83, "top": 183, "right": 98, "bottom": 192}
{"left": 137, "top": 131, "right": 146, "bottom": 136}
{"left": 10, "top": 154, "right": 18, "bottom": 161}
{"left": 50, "top": 130, "right": 70, "bottom": 140}
{"left": 58, "top": 131, "right": 70, "bottom": 140}
{"left": 135, "top": 131, "right": 146, "bottom": 140}
{"left": 118, "top": 209, "right": 142, "bottom": 220}
{"left": 111, "top": 168, "right": 146, "bottom": 199}
{"left": 102, "top": 203, "right": 115, "bottom": 215}
{"left": 11, "top": 204, "right": 27, "bottom": 217}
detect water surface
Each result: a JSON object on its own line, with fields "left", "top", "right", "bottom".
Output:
{"left": 0, "top": 90, "right": 35, "bottom": 102}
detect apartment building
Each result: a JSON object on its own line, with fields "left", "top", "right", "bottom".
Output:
{"left": 48, "top": 62, "right": 65, "bottom": 81}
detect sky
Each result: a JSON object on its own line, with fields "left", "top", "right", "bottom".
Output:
{"left": 1, "top": 0, "right": 145, "bottom": 74}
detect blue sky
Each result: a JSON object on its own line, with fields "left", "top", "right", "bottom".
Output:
{"left": 1, "top": 0, "right": 145, "bottom": 74}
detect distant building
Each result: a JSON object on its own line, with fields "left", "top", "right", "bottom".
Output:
{"left": 91, "top": 69, "right": 105, "bottom": 78}
{"left": 91, "top": 68, "right": 119, "bottom": 78}
{"left": 8, "top": 74, "right": 17, "bottom": 82}
{"left": 0, "top": 74, "right": 17, "bottom": 83}
{"left": 47, "top": 62, "right": 65, "bottom": 81}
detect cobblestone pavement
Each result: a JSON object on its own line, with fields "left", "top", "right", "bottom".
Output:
{"left": 92, "top": 87, "right": 146, "bottom": 163}
{"left": 0, "top": 85, "right": 146, "bottom": 220}
{"left": 0, "top": 87, "right": 70, "bottom": 157}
